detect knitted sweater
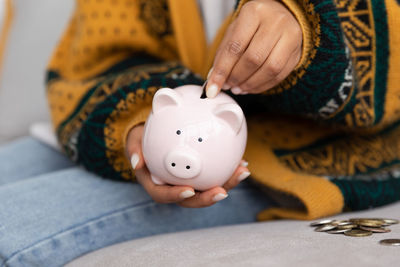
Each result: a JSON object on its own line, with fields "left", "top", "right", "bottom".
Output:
{"left": 46, "top": 0, "right": 400, "bottom": 220}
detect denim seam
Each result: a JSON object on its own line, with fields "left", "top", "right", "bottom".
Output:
{"left": 1, "top": 199, "right": 155, "bottom": 267}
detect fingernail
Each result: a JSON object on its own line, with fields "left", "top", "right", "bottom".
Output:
{"left": 206, "top": 83, "right": 218, "bottom": 98}
{"left": 240, "top": 161, "right": 249, "bottom": 167}
{"left": 238, "top": 171, "right": 251, "bottom": 182}
{"left": 130, "top": 153, "right": 140, "bottom": 170}
{"left": 212, "top": 193, "right": 228, "bottom": 202}
{"left": 222, "top": 83, "right": 230, "bottom": 90}
{"left": 180, "top": 190, "right": 195, "bottom": 199}
{"left": 207, "top": 67, "right": 214, "bottom": 79}
{"left": 231, "top": 87, "right": 242, "bottom": 95}
{"left": 240, "top": 91, "right": 249, "bottom": 95}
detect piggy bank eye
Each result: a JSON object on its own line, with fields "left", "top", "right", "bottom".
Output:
{"left": 176, "top": 130, "right": 182, "bottom": 135}
{"left": 198, "top": 137, "right": 203, "bottom": 142}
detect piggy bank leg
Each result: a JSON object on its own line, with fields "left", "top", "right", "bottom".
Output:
{"left": 151, "top": 175, "right": 165, "bottom": 185}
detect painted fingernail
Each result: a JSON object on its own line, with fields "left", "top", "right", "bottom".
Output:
{"left": 231, "top": 87, "right": 242, "bottom": 95}
{"left": 222, "top": 83, "right": 231, "bottom": 90}
{"left": 238, "top": 171, "right": 251, "bottom": 182}
{"left": 180, "top": 190, "right": 195, "bottom": 199}
{"left": 212, "top": 193, "right": 228, "bottom": 202}
{"left": 206, "top": 83, "right": 218, "bottom": 98}
{"left": 130, "top": 153, "right": 140, "bottom": 170}
{"left": 207, "top": 67, "right": 214, "bottom": 79}
{"left": 240, "top": 161, "right": 249, "bottom": 167}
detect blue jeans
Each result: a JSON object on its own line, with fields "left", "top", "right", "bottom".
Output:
{"left": 0, "top": 137, "right": 273, "bottom": 267}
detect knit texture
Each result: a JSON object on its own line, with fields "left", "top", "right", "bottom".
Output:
{"left": 47, "top": 0, "right": 400, "bottom": 220}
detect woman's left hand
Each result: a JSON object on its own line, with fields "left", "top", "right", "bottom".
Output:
{"left": 206, "top": 0, "right": 303, "bottom": 97}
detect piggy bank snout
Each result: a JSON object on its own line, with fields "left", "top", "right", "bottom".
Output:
{"left": 165, "top": 149, "right": 202, "bottom": 179}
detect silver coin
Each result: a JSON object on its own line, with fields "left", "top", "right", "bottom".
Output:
{"left": 332, "top": 220, "right": 352, "bottom": 226}
{"left": 337, "top": 224, "right": 358, "bottom": 230}
{"left": 365, "top": 218, "right": 399, "bottom": 225}
{"left": 360, "top": 226, "right": 391, "bottom": 233}
{"left": 315, "top": 224, "right": 337, "bottom": 232}
{"left": 379, "top": 239, "right": 400, "bottom": 246}
{"left": 326, "top": 229, "right": 351, "bottom": 234}
{"left": 382, "top": 219, "right": 399, "bottom": 225}
{"left": 310, "top": 219, "right": 335, "bottom": 227}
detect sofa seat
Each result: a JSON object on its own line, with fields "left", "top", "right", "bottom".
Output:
{"left": 67, "top": 201, "right": 400, "bottom": 267}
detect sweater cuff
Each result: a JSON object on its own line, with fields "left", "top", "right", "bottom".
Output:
{"left": 104, "top": 94, "right": 153, "bottom": 180}
{"left": 279, "top": 0, "right": 312, "bottom": 70}
{"left": 122, "top": 107, "right": 152, "bottom": 155}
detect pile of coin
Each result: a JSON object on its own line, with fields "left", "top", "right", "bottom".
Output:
{"left": 310, "top": 218, "right": 400, "bottom": 245}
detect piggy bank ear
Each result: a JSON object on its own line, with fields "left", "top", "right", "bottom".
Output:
{"left": 152, "top": 88, "right": 182, "bottom": 114}
{"left": 213, "top": 103, "right": 244, "bottom": 134}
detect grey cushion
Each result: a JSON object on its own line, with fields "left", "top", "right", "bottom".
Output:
{"left": 67, "top": 201, "right": 400, "bottom": 267}
{"left": 0, "top": 0, "right": 74, "bottom": 144}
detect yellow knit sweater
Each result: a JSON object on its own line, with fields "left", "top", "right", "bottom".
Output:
{"left": 44, "top": 0, "right": 400, "bottom": 220}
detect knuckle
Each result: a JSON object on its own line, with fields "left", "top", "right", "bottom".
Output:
{"left": 166, "top": 191, "right": 179, "bottom": 203}
{"left": 226, "top": 41, "right": 244, "bottom": 56}
{"left": 224, "top": 182, "right": 235, "bottom": 192}
{"left": 200, "top": 197, "right": 213, "bottom": 207}
{"left": 267, "top": 60, "right": 284, "bottom": 76}
{"left": 213, "top": 67, "right": 228, "bottom": 78}
{"left": 227, "top": 75, "right": 240, "bottom": 86}
{"left": 276, "top": 72, "right": 289, "bottom": 84}
{"left": 275, "top": 12, "right": 289, "bottom": 25}
{"left": 292, "top": 25, "right": 303, "bottom": 40}
{"left": 244, "top": 52, "right": 264, "bottom": 68}
{"left": 268, "top": 76, "right": 284, "bottom": 89}
{"left": 242, "top": 1, "right": 263, "bottom": 14}
{"left": 240, "top": 82, "right": 254, "bottom": 91}
{"left": 294, "top": 49, "right": 302, "bottom": 63}
{"left": 150, "top": 192, "right": 168, "bottom": 204}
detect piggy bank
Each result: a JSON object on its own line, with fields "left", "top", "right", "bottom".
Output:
{"left": 142, "top": 85, "right": 247, "bottom": 191}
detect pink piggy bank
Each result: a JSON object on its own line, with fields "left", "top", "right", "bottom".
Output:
{"left": 142, "top": 85, "right": 247, "bottom": 191}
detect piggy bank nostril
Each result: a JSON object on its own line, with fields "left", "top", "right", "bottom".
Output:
{"left": 164, "top": 150, "right": 201, "bottom": 179}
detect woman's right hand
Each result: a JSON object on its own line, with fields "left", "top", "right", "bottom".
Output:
{"left": 125, "top": 124, "right": 250, "bottom": 208}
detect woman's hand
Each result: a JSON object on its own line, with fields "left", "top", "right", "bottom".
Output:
{"left": 125, "top": 124, "right": 250, "bottom": 208}
{"left": 206, "top": 0, "right": 302, "bottom": 97}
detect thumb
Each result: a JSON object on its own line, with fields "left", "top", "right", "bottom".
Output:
{"left": 130, "top": 147, "right": 145, "bottom": 171}
{"left": 126, "top": 124, "right": 146, "bottom": 170}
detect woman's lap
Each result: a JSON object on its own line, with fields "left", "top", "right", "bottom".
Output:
{"left": 0, "top": 138, "right": 273, "bottom": 267}
{"left": 0, "top": 137, "right": 74, "bottom": 185}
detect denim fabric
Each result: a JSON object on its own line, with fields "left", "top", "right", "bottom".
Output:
{"left": 0, "top": 137, "right": 273, "bottom": 267}
{"left": 0, "top": 138, "right": 74, "bottom": 185}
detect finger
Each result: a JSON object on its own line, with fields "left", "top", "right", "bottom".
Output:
{"left": 178, "top": 187, "right": 228, "bottom": 208}
{"left": 130, "top": 150, "right": 145, "bottom": 171}
{"left": 226, "top": 24, "right": 281, "bottom": 88}
{"left": 240, "top": 159, "right": 249, "bottom": 167}
{"left": 206, "top": 10, "right": 259, "bottom": 98}
{"left": 223, "top": 165, "right": 250, "bottom": 191}
{"left": 239, "top": 34, "right": 300, "bottom": 93}
{"left": 126, "top": 124, "right": 146, "bottom": 170}
{"left": 251, "top": 47, "right": 301, "bottom": 94}
{"left": 136, "top": 168, "right": 195, "bottom": 203}
{"left": 231, "top": 87, "right": 249, "bottom": 95}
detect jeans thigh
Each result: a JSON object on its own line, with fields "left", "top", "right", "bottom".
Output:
{"left": 0, "top": 137, "right": 74, "bottom": 185}
{"left": 0, "top": 167, "right": 273, "bottom": 267}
